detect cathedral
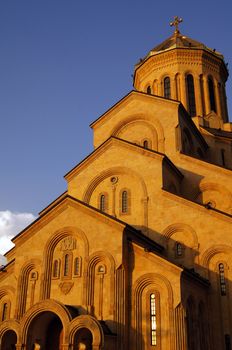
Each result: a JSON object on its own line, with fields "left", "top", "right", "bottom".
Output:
{"left": 1, "top": 17, "right": 232, "bottom": 350}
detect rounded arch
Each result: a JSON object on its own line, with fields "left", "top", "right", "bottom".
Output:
{"left": 0, "top": 286, "right": 15, "bottom": 299}
{"left": 200, "top": 244, "right": 232, "bottom": 268}
{"left": 111, "top": 113, "right": 165, "bottom": 152}
{"left": 82, "top": 166, "right": 148, "bottom": 204}
{"left": 0, "top": 319, "right": 20, "bottom": 340}
{"left": 87, "top": 250, "right": 116, "bottom": 273}
{"left": 162, "top": 223, "right": 198, "bottom": 249}
{"left": 133, "top": 272, "right": 174, "bottom": 306}
{"left": 20, "top": 299, "right": 72, "bottom": 344}
{"left": 41, "top": 226, "right": 89, "bottom": 300}
{"left": 85, "top": 251, "right": 116, "bottom": 308}
{"left": 195, "top": 181, "right": 232, "bottom": 211}
{"left": 132, "top": 273, "right": 174, "bottom": 350}
{"left": 15, "top": 258, "right": 41, "bottom": 319}
{"left": 68, "top": 315, "right": 104, "bottom": 348}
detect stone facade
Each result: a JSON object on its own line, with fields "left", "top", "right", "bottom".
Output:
{"left": 0, "top": 26, "right": 232, "bottom": 350}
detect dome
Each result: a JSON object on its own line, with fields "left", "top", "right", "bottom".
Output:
{"left": 136, "top": 30, "right": 224, "bottom": 67}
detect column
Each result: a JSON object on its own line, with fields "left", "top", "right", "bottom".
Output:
{"left": 158, "top": 78, "right": 163, "bottom": 97}
{"left": 194, "top": 75, "right": 203, "bottom": 116}
{"left": 180, "top": 73, "right": 187, "bottom": 110}
{"left": 171, "top": 75, "right": 177, "bottom": 100}
{"left": 174, "top": 303, "right": 187, "bottom": 350}
{"left": 203, "top": 75, "right": 211, "bottom": 115}
{"left": 214, "top": 79, "right": 222, "bottom": 118}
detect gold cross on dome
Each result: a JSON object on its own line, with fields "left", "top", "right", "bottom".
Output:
{"left": 170, "top": 16, "right": 183, "bottom": 34}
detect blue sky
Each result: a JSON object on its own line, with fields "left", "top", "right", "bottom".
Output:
{"left": 0, "top": 1, "right": 232, "bottom": 255}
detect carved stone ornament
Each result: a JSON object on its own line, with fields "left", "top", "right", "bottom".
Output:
{"left": 59, "top": 282, "right": 74, "bottom": 295}
{"left": 60, "top": 236, "right": 77, "bottom": 251}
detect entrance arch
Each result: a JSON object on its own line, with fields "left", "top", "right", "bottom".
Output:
{"left": 74, "top": 328, "right": 93, "bottom": 349}
{"left": 68, "top": 315, "right": 104, "bottom": 350}
{"left": 1, "top": 330, "right": 17, "bottom": 350}
{"left": 26, "top": 311, "right": 63, "bottom": 350}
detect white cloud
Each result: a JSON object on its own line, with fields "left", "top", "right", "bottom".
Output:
{"left": 0, "top": 210, "right": 36, "bottom": 257}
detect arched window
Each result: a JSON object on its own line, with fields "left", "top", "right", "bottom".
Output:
{"left": 64, "top": 254, "right": 70, "bottom": 277}
{"left": 150, "top": 293, "right": 157, "bottom": 346}
{"left": 53, "top": 260, "right": 59, "bottom": 278}
{"left": 99, "top": 193, "right": 108, "bottom": 212}
{"left": 122, "top": 190, "right": 128, "bottom": 213}
{"left": 100, "top": 194, "right": 105, "bottom": 212}
{"left": 147, "top": 85, "right": 151, "bottom": 94}
{"left": 186, "top": 74, "right": 196, "bottom": 117}
{"left": 74, "top": 257, "right": 81, "bottom": 276}
{"left": 208, "top": 77, "right": 216, "bottom": 112}
{"left": 164, "top": 77, "right": 171, "bottom": 99}
{"left": 2, "top": 303, "right": 8, "bottom": 321}
{"left": 143, "top": 140, "right": 149, "bottom": 149}
{"left": 219, "top": 263, "right": 226, "bottom": 296}
{"left": 176, "top": 242, "right": 183, "bottom": 257}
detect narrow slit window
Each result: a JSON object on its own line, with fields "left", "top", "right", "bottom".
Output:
{"left": 74, "top": 257, "right": 80, "bottom": 276}
{"left": 147, "top": 86, "right": 151, "bottom": 94}
{"left": 143, "top": 140, "right": 149, "bottom": 149}
{"left": 176, "top": 242, "right": 183, "bottom": 256}
{"left": 64, "top": 254, "right": 70, "bottom": 276}
{"left": 164, "top": 77, "right": 171, "bottom": 99}
{"left": 219, "top": 263, "right": 226, "bottom": 296}
{"left": 208, "top": 77, "right": 216, "bottom": 112}
{"left": 122, "top": 191, "right": 128, "bottom": 213}
{"left": 150, "top": 293, "right": 157, "bottom": 346}
{"left": 2, "top": 303, "right": 8, "bottom": 321}
{"left": 100, "top": 194, "right": 105, "bottom": 212}
{"left": 186, "top": 74, "right": 196, "bottom": 117}
{"left": 53, "top": 260, "right": 59, "bottom": 278}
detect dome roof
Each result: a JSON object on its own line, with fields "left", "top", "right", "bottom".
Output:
{"left": 136, "top": 31, "right": 224, "bottom": 67}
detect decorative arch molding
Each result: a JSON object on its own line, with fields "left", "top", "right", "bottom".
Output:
{"left": 200, "top": 244, "right": 232, "bottom": 268}
{"left": 68, "top": 315, "right": 104, "bottom": 349}
{"left": 20, "top": 299, "right": 72, "bottom": 344}
{"left": 40, "top": 226, "right": 89, "bottom": 300}
{"left": 162, "top": 223, "right": 198, "bottom": 249}
{"left": 0, "top": 319, "right": 20, "bottom": 340}
{"left": 83, "top": 166, "right": 148, "bottom": 204}
{"left": 111, "top": 114, "right": 165, "bottom": 152}
{"left": 82, "top": 166, "right": 149, "bottom": 229}
{"left": 132, "top": 273, "right": 174, "bottom": 350}
{"left": 133, "top": 273, "right": 174, "bottom": 307}
{"left": 85, "top": 251, "right": 116, "bottom": 310}
{"left": 194, "top": 181, "right": 232, "bottom": 209}
{"left": 0, "top": 286, "right": 15, "bottom": 299}
{"left": 15, "top": 258, "right": 42, "bottom": 319}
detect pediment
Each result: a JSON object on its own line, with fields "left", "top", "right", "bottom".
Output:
{"left": 90, "top": 90, "right": 180, "bottom": 130}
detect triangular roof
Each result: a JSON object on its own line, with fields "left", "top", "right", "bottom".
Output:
{"left": 89, "top": 90, "right": 180, "bottom": 129}
{"left": 7, "top": 194, "right": 163, "bottom": 255}
{"left": 64, "top": 136, "right": 183, "bottom": 181}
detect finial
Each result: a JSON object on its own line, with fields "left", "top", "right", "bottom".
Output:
{"left": 170, "top": 16, "right": 183, "bottom": 35}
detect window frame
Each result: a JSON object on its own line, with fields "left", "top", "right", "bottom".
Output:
{"left": 119, "top": 188, "right": 131, "bottom": 215}
{"left": 163, "top": 76, "right": 171, "bottom": 99}
{"left": 146, "top": 289, "right": 161, "bottom": 349}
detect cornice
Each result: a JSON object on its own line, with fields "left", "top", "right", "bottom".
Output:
{"left": 179, "top": 152, "right": 232, "bottom": 177}
{"left": 64, "top": 136, "right": 166, "bottom": 181}
{"left": 134, "top": 48, "right": 228, "bottom": 86}
{"left": 134, "top": 48, "right": 228, "bottom": 85}
{"left": 162, "top": 189, "right": 232, "bottom": 223}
